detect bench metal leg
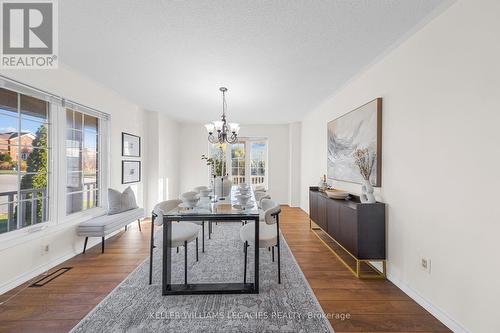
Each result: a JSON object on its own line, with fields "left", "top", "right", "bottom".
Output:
{"left": 83, "top": 237, "right": 88, "bottom": 254}
{"left": 101, "top": 237, "right": 105, "bottom": 253}
{"left": 125, "top": 225, "right": 127, "bottom": 231}
{"left": 137, "top": 219, "right": 142, "bottom": 231}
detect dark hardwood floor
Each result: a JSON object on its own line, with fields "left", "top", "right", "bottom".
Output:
{"left": 279, "top": 206, "right": 450, "bottom": 332}
{"left": 0, "top": 207, "right": 450, "bottom": 333}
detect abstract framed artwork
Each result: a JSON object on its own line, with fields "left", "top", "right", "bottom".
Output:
{"left": 327, "top": 98, "right": 382, "bottom": 186}
{"left": 122, "top": 132, "right": 141, "bottom": 157}
{"left": 122, "top": 160, "right": 141, "bottom": 184}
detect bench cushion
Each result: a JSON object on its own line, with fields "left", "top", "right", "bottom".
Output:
{"left": 77, "top": 208, "right": 144, "bottom": 237}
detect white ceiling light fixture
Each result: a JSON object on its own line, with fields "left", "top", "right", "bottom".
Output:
{"left": 205, "top": 87, "right": 240, "bottom": 144}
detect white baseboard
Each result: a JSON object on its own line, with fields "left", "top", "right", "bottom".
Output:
{"left": 298, "top": 206, "right": 469, "bottom": 333}
{"left": 0, "top": 236, "right": 105, "bottom": 295}
{"left": 387, "top": 273, "right": 469, "bottom": 333}
{"left": 0, "top": 250, "right": 76, "bottom": 296}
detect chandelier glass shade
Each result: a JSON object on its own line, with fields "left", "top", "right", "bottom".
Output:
{"left": 205, "top": 87, "right": 240, "bottom": 144}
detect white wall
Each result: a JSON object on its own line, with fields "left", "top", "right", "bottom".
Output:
{"left": 0, "top": 66, "right": 147, "bottom": 199}
{"left": 143, "top": 111, "right": 181, "bottom": 214}
{"left": 178, "top": 123, "right": 210, "bottom": 195}
{"left": 157, "top": 113, "right": 180, "bottom": 203}
{"left": 288, "top": 122, "right": 301, "bottom": 207}
{"left": 178, "top": 123, "right": 291, "bottom": 204}
{"left": 143, "top": 111, "right": 160, "bottom": 214}
{"left": 300, "top": 1, "right": 500, "bottom": 332}
{"left": 0, "top": 65, "right": 151, "bottom": 292}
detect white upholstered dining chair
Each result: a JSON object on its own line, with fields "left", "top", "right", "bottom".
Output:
{"left": 180, "top": 191, "right": 211, "bottom": 249}
{"left": 254, "top": 191, "right": 271, "bottom": 209}
{"left": 240, "top": 199, "right": 282, "bottom": 284}
{"left": 149, "top": 200, "right": 201, "bottom": 285}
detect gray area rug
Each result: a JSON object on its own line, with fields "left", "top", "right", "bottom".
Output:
{"left": 71, "top": 222, "right": 334, "bottom": 332}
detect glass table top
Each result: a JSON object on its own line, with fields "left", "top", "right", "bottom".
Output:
{"left": 165, "top": 186, "right": 259, "bottom": 217}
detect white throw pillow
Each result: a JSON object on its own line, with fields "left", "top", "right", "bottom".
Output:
{"left": 107, "top": 186, "right": 138, "bottom": 215}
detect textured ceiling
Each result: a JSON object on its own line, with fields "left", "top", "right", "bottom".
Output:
{"left": 59, "top": 0, "right": 448, "bottom": 124}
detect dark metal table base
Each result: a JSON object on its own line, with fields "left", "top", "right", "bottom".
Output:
{"left": 164, "top": 282, "right": 257, "bottom": 295}
{"left": 162, "top": 215, "right": 260, "bottom": 295}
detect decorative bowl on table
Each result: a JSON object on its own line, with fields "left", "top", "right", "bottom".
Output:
{"left": 237, "top": 187, "right": 250, "bottom": 195}
{"left": 235, "top": 194, "right": 251, "bottom": 206}
{"left": 180, "top": 192, "right": 200, "bottom": 207}
{"left": 233, "top": 203, "right": 253, "bottom": 210}
{"left": 180, "top": 197, "right": 199, "bottom": 208}
{"left": 199, "top": 189, "right": 211, "bottom": 197}
{"left": 325, "top": 189, "right": 350, "bottom": 200}
{"left": 181, "top": 191, "right": 198, "bottom": 199}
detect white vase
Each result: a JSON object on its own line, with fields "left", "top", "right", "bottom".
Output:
{"left": 214, "top": 176, "right": 232, "bottom": 198}
{"left": 360, "top": 179, "right": 376, "bottom": 204}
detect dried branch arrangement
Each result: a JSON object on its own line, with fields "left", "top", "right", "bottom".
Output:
{"left": 353, "top": 148, "right": 375, "bottom": 181}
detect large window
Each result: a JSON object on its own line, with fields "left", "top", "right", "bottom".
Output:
{"left": 66, "top": 109, "right": 100, "bottom": 214}
{"left": 0, "top": 88, "right": 50, "bottom": 234}
{"left": 208, "top": 138, "right": 268, "bottom": 188}
{"left": 0, "top": 78, "right": 109, "bottom": 237}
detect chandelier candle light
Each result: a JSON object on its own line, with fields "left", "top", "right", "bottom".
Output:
{"left": 205, "top": 87, "right": 240, "bottom": 144}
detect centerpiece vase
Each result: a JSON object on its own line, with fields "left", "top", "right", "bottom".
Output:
{"left": 214, "top": 176, "right": 231, "bottom": 200}
{"left": 360, "top": 179, "right": 376, "bottom": 204}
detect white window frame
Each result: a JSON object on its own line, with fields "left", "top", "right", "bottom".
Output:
{"left": 0, "top": 80, "right": 57, "bottom": 243}
{"left": 247, "top": 139, "right": 268, "bottom": 189}
{"left": 59, "top": 100, "right": 109, "bottom": 222}
{"left": 0, "top": 76, "right": 110, "bottom": 245}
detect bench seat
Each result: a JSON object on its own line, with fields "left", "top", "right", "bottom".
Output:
{"left": 77, "top": 208, "right": 145, "bottom": 253}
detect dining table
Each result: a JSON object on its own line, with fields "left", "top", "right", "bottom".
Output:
{"left": 161, "top": 186, "right": 260, "bottom": 295}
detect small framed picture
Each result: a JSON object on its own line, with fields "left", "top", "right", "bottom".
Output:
{"left": 122, "top": 132, "right": 141, "bottom": 157}
{"left": 122, "top": 160, "right": 141, "bottom": 184}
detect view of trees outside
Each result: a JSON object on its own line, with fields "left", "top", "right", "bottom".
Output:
{"left": 66, "top": 109, "right": 99, "bottom": 214}
{"left": 19, "top": 124, "right": 48, "bottom": 225}
{"left": 250, "top": 142, "right": 266, "bottom": 176}
{"left": 0, "top": 90, "right": 49, "bottom": 234}
{"left": 231, "top": 143, "right": 245, "bottom": 183}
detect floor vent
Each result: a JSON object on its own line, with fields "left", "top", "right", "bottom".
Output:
{"left": 29, "top": 267, "right": 73, "bottom": 287}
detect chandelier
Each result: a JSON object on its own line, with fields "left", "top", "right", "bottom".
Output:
{"left": 205, "top": 87, "right": 240, "bottom": 144}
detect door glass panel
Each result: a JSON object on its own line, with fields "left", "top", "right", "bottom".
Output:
{"left": 230, "top": 143, "right": 245, "bottom": 184}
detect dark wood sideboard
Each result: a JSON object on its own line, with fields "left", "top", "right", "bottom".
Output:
{"left": 308, "top": 186, "right": 386, "bottom": 278}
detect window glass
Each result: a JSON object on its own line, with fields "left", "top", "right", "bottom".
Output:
{"left": 207, "top": 139, "right": 268, "bottom": 188}
{"left": 65, "top": 109, "right": 99, "bottom": 215}
{"left": 0, "top": 89, "right": 49, "bottom": 234}
{"left": 230, "top": 143, "right": 245, "bottom": 185}
{"left": 250, "top": 142, "right": 267, "bottom": 186}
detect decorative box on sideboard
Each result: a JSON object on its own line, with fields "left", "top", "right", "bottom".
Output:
{"left": 308, "top": 186, "right": 386, "bottom": 278}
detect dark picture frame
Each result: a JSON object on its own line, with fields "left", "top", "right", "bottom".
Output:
{"left": 122, "top": 132, "right": 141, "bottom": 157}
{"left": 122, "top": 160, "right": 141, "bottom": 184}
